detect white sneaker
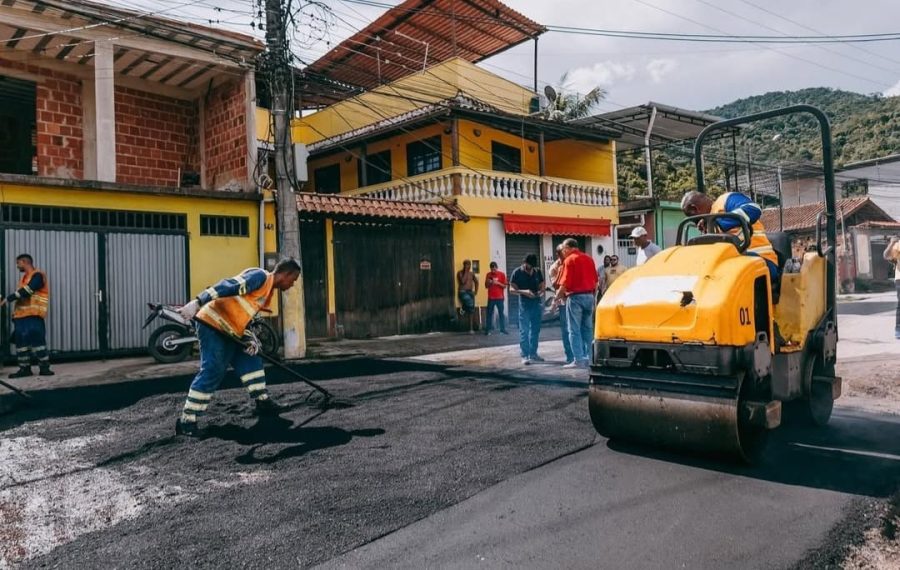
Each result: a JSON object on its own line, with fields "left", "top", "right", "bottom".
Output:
{"left": 522, "top": 357, "right": 531, "bottom": 365}
{"left": 562, "top": 362, "right": 579, "bottom": 369}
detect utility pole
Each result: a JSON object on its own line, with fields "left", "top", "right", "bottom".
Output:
{"left": 265, "top": 0, "right": 306, "bottom": 359}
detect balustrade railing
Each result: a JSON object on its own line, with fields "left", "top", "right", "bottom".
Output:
{"left": 348, "top": 168, "right": 615, "bottom": 207}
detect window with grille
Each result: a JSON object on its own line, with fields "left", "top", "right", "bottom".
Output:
{"left": 200, "top": 215, "right": 250, "bottom": 237}
{"left": 1, "top": 204, "right": 187, "bottom": 231}
{"left": 407, "top": 136, "right": 442, "bottom": 177}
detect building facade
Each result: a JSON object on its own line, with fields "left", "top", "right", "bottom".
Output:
{"left": 285, "top": 59, "right": 620, "bottom": 337}
{"left": 0, "top": 0, "right": 272, "bottom": 356}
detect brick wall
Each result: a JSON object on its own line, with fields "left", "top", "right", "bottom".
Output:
{"left": 0, "top": 59, "right": 84, "bottom": 179}
{"left": 115, "top": 87, "right": 199, "bottom": 187}
{"left": 204, "top": 78, "right": 248, "bottom": 190}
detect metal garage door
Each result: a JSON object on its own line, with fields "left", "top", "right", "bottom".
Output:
{"left": 333, "top": 221, "right": 454, "bottom": 338}
{"left": 106, "top": 233, "right": 187, "bottom": 350}
{"left": 4, "top": 228, "right": 101, "bottom": 353}
{"left": 505, "top": 234, "right": 541, "bottom": 327}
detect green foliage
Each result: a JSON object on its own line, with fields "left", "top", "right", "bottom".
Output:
{"left": 617, "top": 88, "right": 900, "bottom": 201}
{"left": 546, "top": 72, "right": 608, "bottom": 121}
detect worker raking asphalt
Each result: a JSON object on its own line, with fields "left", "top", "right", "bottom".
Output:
{"left": 172, "top": 258, "right": 351, "bottom": 439}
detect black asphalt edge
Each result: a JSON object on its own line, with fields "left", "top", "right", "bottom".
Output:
{"left": 791, "top": 486, "right": 900, "bottom": 570}
{"left": 0, "top": 357, "right": 454, "bottom": 429}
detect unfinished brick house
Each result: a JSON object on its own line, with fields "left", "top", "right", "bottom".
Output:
{"left": 0, "top": 0, "right": 275, "bottom": 358}
{"left": 0, "top": 0, "right": 262, "bottom": 190}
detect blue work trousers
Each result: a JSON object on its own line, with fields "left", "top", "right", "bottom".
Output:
{"left": 566, "top": 293, "right": 595, "bottom": 364}
{"left": 181, "top": 323, "right": 268, "bottom": 423}
{"left": 13, "top": 316, "right": 50, "bottom": 368}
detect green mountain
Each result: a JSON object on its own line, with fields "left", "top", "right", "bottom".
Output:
{"left": 617, "top": 88, "right": 900, "bottom": 202}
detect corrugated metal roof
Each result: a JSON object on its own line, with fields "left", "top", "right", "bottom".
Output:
{"left": 296, "top": 193, "right": 466, "bottom": 221}
{"left": 760, "top": 197, "right": 893, "bottom": 232}
{"left": 304, "top": 0, "right": 546, "bottom": 98}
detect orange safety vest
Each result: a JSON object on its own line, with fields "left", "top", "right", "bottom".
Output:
{"left": 711, "top": 193, "right": 778, "bottom": 267}
{"left": 196, "top": 272, "right": 275, "bottom": 338}
{"left": 13, "top": 269, "right": 49, "bottom": 319}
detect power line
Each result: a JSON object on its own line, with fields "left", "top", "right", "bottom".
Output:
{"left": 736, "top": 0, "right": 900, "bottom": 69}
{"left": 629, "top": 0, "right": 894, "bottom": 89}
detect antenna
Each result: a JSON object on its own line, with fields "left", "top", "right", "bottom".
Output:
{"left": 544, "top": 85, "right": 558, "bottom": 104}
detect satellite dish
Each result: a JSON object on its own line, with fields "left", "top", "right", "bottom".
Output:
{"left": 544, "top": 85, "right": 558, "bottom": 103}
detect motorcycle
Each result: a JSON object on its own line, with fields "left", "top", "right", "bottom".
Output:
{"left": 143, "top": 303, "right": 280, "bottom": 364}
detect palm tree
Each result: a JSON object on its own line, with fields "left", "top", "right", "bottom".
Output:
{"left": 545, "top": 71, "right": 607, "bottom": 121}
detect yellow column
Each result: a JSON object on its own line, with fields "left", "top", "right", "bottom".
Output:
{"left": 325, "top": 218, "right": 337, "bottom": 330}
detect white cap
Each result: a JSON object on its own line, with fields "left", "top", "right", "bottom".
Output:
{"left": 629, "top": 227, "right": 648, "bottom": 238}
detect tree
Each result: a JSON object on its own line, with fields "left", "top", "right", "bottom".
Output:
{"left": 545, "top": 71, "right": 607, "bottom": 121}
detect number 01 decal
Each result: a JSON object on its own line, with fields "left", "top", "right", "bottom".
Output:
{"left": 739, "top": 307, "right": 751, "bottom": 326}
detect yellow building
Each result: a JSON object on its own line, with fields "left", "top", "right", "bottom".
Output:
{"left": 286, "top": 58, "right": 620, "bottom": 337}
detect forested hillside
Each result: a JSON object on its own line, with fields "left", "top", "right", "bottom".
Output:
{"left": 617, "top": 88, "right": 900, "bottom": 201}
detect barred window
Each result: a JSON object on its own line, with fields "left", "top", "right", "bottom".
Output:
{"left": 1, "top": 204, "right": 186, "bottom": 231}
{"left": 200, "top": 215, "right": 250, "bottom": 237}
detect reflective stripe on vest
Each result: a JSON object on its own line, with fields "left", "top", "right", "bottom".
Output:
{"left": 711, "top": 194, "right": 779, "bottom": 267}
{"left": 13, "top": 269, "right": 49, "bottom": 319}
{"left": 196, "top": 272, "right": 274, "bottom": 338}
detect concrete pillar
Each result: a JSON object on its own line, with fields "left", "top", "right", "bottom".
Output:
{"left": 93, "top": 41, "right": 116, "bottom": 182}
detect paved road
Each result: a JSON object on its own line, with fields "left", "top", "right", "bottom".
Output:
{"left": 318, "top": 407, "right": 899, "bottom": 570}
{"left": 3, "top": 301, "right": 898, "bottom": 569}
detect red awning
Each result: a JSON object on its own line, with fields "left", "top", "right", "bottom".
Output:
{"left": 503, "top": 214, "right": 611, "bottom": 237}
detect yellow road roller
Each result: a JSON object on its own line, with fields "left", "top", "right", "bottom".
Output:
{"left": 589, "top": 105, "right": 841, "bottom": 463}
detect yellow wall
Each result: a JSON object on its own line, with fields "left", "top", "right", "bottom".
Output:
{"left": 452, "top": 218, "right": 492, "bottom": 307}
{"left": 291, "top": 58, "right": 535, "bottom": 144}
{"left": 0, "top": 184, "right": 261, "bottom": 297}
{"left": 307, "top": 123, "right": 453, "bottom": 192}
{"left": 456, "top": 120, "right": 540, "bottom": 174}
{"left": 544, "top": 139, "right": 616, "bottom": 185}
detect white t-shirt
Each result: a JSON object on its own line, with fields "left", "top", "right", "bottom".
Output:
{"left": 636, "top": 242, "right": 662, "bottom": 266}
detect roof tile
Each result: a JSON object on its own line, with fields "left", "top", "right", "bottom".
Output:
{"left": 295, "top": 193, "right": 464, "bottom": 221}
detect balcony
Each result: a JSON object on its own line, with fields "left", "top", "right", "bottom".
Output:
{"left": 343, "top": 167, "right": 616, "bottom": 207}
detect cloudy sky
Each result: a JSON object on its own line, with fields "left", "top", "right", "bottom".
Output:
{"left": 105, "top": 0, "right": 900, "bottom": 112}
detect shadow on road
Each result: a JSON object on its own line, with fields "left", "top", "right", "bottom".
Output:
{"left": 607, "top": 409, "right": 900, "bottom": 498}
{"left": 204, "top": 416, "right": 386, "bottom": 465}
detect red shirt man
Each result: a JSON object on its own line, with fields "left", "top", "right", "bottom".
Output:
{"left": 484, "top": 262, "right": 508, "bottom": 335}
{"left": 486, "top": 266, "right": 507, "bottom": 300}
{"left": 555, "top": 238, "right": 598, "bottom": 368}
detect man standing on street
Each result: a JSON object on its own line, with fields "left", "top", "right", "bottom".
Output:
{"left": 457, "top": 260, "right": 479, "bottom": 334}
{"left": 1, "top": 254, "right": 53, "bottom": 378}
{"left": 484, "top": 262, "right": 508, "bottom": 335}
{"left": 509, "top": 253, "right": 545, "bottom": 365}
{"left": 883, "top": 236, "right": 900, "bottom": 339}
{"left": 556, "top": 238, "right": 598, "bottom": 369}
{"left": 549, "top": 245, "right": 574, "bottom": 365}
{"left": 604, "top": 255, "right": 625, "bottom": 294}
{"left": 174, "top": 258, "right": 302, "bottom": 437}
{"left": 631, "top": 227, "right": 662, "bottom": 266}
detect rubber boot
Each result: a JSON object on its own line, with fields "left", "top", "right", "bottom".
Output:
{"left": 175, "top": 418, "right": 202, "bottom": 437}
{"left": 9, "top": 367, "right": 32, "bottom": 379}
{"left": 255, "top": 398, "right": 284, "bottom": 416}
{"left": 39, "top": 365, "right": 55, "bottom": 377}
